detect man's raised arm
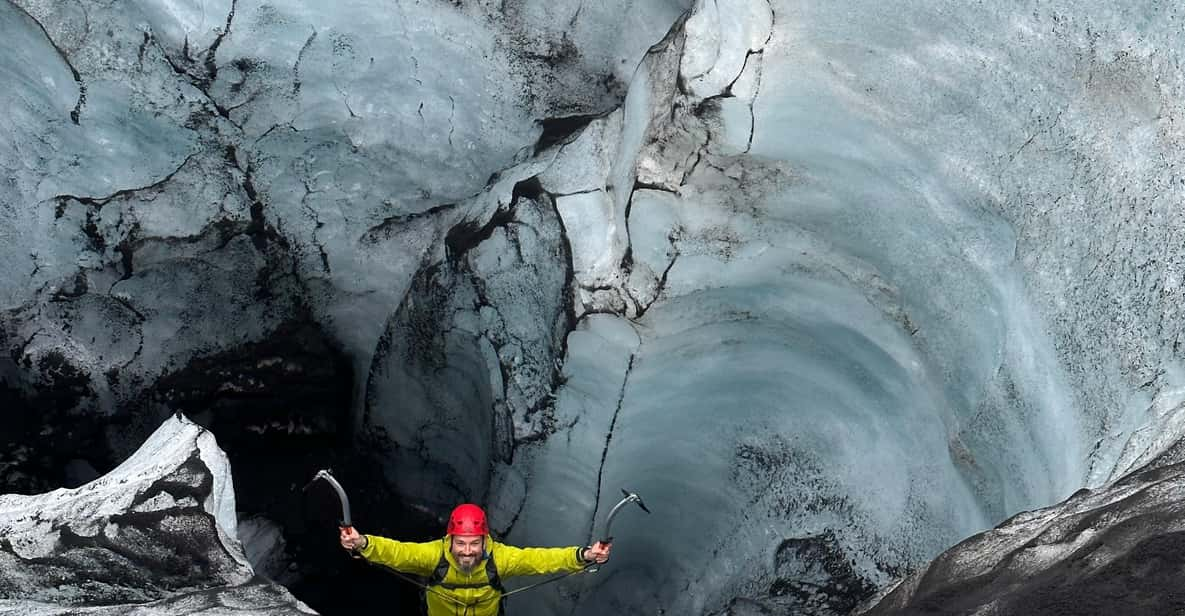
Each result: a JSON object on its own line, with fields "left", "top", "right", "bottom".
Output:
{"left": 495, "top": 540, "right": 611, "bottom": 576}
{"left": 339, "top": 527, "right": 441, "bottom": 575}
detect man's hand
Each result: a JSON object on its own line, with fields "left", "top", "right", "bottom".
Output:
{"left": 582, "top": 541, "right": 611, "bottom": 564}
{"left": 340, "top": 526, "right": 368, "bottom": 552}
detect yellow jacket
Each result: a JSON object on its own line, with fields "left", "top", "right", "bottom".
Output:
{"left": 360, "top": 534, "right": 586, "bottom": 616}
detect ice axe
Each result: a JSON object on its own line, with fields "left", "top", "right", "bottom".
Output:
{"left": 588, "top": 488, "right": 650, "bottom": 573}
{"left": 307, "top": 469, "right": 354, "bottom": 527}
{"left": 305, "top": 469, "right": 363, "bottom": 557}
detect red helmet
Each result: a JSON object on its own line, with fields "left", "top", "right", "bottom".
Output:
{"left": 448, "top": 503, "right": 488, "bottom": 536}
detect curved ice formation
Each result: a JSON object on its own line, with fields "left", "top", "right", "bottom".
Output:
{"left": 2, "top": 1, "right": 1184, "bottom": 615}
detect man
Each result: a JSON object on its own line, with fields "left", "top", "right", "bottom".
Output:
{"left": 340, "top": 503, "right": 611, "bottom": 616}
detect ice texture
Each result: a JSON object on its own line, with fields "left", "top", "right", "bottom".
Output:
{"left": 3, "top": 0, "right": 1185, "bottom": 614}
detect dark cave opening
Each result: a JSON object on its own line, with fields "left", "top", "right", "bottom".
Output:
{"left": 0, "top": 318, "right": 450, "bottom": 615}
{"left": 0, "top": 356, "right": 110, "bottom": 495}
{"left": 145, "top": 318, "right": 439, "bottom": 616}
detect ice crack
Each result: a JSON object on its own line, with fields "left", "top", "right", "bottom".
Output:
{"left": 587, "top": 352, "right": 636, "bottom": 544}
{"left": 292, "top": 29, "right": 318, "bottom": 97}
{"left": 204, "top": 0, "right": 239, "bottom": 87}
{"left": 10, "top": 3, "right": 87, "bottom": 124}
{"left": 51, "top": 153, "right": 198, "bottom": 210}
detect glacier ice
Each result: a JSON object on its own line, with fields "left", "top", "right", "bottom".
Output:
{"left": 2, "top": 0, "right": 1185, "bottom": 615}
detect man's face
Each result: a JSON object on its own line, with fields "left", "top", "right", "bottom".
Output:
{"left": 450, "top": 535, "right": 484, "bottom": 572}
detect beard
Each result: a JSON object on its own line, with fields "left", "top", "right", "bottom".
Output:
{"left": 454, "top": 552, "right": 480, "bottom": 573}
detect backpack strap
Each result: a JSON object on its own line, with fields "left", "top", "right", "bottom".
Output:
{"left": 428, "top": 551, "right": 450, "bottom": 586}
{"left": 485, "top": 552, "right": 505, "bottom": 594}
{"left": 486, "top": 553, "right": 507, "bottom": 616}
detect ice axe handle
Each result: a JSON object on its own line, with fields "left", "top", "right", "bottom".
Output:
{"left": 589, "top": 489, "right": 648, "bottom": 573}
{"left": 312, "top": 470, "right": 353, "bottom": 527}
{"left": 309, "top": 471, "right": 361, "bottom": 559}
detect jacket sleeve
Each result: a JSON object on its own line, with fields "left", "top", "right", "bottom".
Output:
{"left": 494, "top": 541, "right": 586, "bottom": 577}
{"left": 358, "top": 535, "right": 441, "bottom": 575}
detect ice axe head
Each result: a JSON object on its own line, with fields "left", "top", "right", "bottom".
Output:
{"left": 600, "top": 488, "right": 651, "bottom": 544}
{"left": 621, "top": 488, "right": 650, "bottom": 514}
